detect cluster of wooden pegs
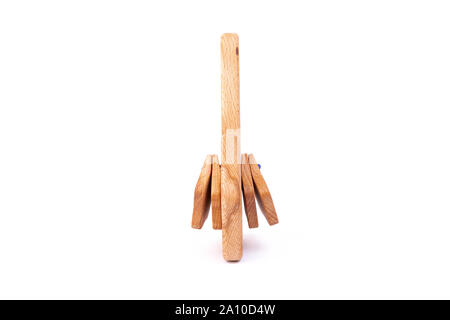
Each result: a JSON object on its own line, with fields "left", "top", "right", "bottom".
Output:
{"left": 191, "top": 34, "right": 279, "bottom": 262}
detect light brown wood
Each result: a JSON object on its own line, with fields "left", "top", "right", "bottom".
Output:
{"left": 211, "top": 154, "right": 222, "bottom": 229}
{"left": 241, "top": 153, "right": 258, "bottom": 228}
{"left": 191, "top": 155, "right": 212, "bottom": 229}
{"left": 221, "top": 33, "right": 242, "bottom": 261}
{"left": 248, "top": 154, "right": 279, "bottom": 226}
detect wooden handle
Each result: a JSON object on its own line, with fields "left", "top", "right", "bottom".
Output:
{"left": 220, "top": 33, "right": 242, "bottom": 261}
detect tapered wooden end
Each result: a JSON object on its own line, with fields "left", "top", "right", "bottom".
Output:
{"left": 241, "top": 154, "right": 258, "bottom": 228}
{"left": 211, "top": 155, "right": 222, "bottom": 229}
{"left": 192, "top": 155, "right": 212, "bottom": 229}
{"left": 248, "top": 154, "right": 279, "bottom": 226}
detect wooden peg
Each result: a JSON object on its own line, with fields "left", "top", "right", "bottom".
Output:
{"left": 211, "top": 154, "right": 222, "bottom": 230}
{"left": 248, "top": 154, "right": 279, "bottom": 226}
{"left": 241, "top": 153, "right": 258, "bottom": 228}
{"left": 221, "top": 33, "right": 242, "bottom": 261}
{"left": 191, "top": 155, "right": 212, "bottom": 229}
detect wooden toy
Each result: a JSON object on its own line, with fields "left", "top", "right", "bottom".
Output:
{"left": 191, "top": 33, "right": 279, "bottom": 262}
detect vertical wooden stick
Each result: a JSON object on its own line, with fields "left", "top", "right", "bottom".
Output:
{"left": 221, "top": 33, "right": 242, "bottom": 261}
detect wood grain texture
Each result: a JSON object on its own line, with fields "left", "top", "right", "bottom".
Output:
{"left": 211, "top": 154, "right": 222, "bottom": 230}
{"left": 241, "top": 153, "right": 258, "bottom": 228}
{"left": 248, "top": 154, "right": 279, "bottom": 226}
{"left": 221, "top": 33, "right": 242, "bottom": 261}
{"left": 191, "top": 155, "right": 212, "bottom": 229}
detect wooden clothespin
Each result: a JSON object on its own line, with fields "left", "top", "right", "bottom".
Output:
{"left": 192, "top": 34, "right": 278, "bottom": 262}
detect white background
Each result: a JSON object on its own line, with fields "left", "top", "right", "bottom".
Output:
{"left": 1, "top": 1, "right": 450, "bottom": 299}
